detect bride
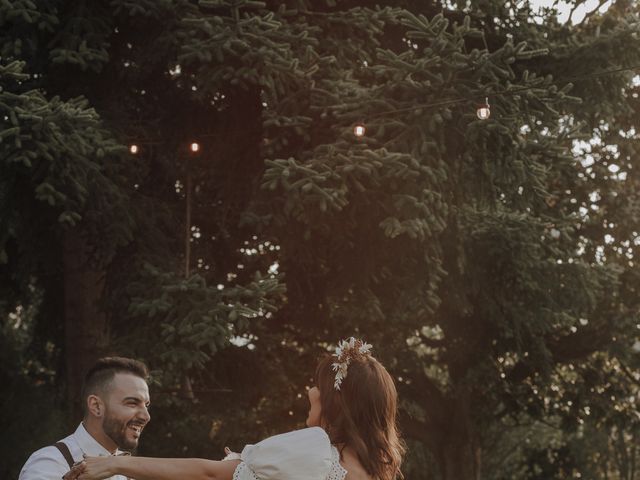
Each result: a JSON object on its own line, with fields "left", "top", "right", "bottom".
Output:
{"left": 69, "top": 338, "right": 405, "bottom": 480}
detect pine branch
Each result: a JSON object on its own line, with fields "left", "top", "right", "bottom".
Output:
{"left": 418, "top": 331, "right": 447, "bottom": 348}
{"left": 578, "top": 0, "right": 609, "bottom": 25}
{"left": 618, "top": 360, "right": 640, "bottom": 388}
{"left": 567, "top": 0, "right": 608, "bottom": 25}
{"left": 507, "top": 325, "right": 612, "bottom": 382}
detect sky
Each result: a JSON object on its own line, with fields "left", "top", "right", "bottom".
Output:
{"left": 529, "top": 0, "right": 613, "bottom": 23}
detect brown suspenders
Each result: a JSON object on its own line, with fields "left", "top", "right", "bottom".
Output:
{"left": 53, "top": 441, "right": 75, "bottom": 469}
{"left": 52, "top": 441, "right": 129, "bottom": 479}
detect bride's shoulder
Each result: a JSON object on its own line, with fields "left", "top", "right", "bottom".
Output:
{"left": 335, "top": 446, "right": 375, "bottom": 480}
{"left": 344, "top": 470, "right": 375, "bottom": 480}
{"left": 343, "top": 464, "right": 374, "bottom": 480}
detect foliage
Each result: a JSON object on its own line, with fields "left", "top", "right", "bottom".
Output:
{"left": 1, "top": 1, "right": 640, "bottom": 479}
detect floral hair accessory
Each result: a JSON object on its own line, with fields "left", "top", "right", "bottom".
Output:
{"left": 332, "top": 337, "right": 373, "bottom": 390}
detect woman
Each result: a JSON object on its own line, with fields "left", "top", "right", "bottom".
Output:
{"left": 70, "top": 337, "right": 405, "bottom": 480}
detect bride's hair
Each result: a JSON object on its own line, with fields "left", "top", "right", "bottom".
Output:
{"left": 315, "top": 353, "right": 405, "bottom": 480}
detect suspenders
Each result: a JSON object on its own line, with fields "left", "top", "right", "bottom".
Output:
{"left": 52, "top": 441, "right": 129, "bottom": 479}
{"left": 53, "top": 441, "right": 75, "bottom": 469}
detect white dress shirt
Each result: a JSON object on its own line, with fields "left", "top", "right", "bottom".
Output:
{"left": 19, "top": 423, "right": 128, "bottom": 480}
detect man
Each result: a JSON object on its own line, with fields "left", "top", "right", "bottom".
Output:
{"left": 19, "top": 356, "right": 151, "bottom": 480}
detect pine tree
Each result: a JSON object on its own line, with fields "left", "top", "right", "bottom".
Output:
{"left": 179, "top": 1, "right": 639, "bottom": 478}
{"left": 3, "top": 1, "right": 640, "bottom": 479}
{"left": 1, "top": 0, "right": 289, "bottom": 469}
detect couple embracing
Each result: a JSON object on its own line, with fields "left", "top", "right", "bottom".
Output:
{"left": 20, "top": 338, "right": 405, "bottom": 480}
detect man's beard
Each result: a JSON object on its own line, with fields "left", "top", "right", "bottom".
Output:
{"left": 103, "top": 412, "right": 138, "bottom": 451}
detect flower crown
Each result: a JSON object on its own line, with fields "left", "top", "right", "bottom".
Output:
{"left": 331, "top": 337, "right": 373, "bottom": 390}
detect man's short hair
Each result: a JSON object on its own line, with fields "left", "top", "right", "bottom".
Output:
{"left": 81, "top": 356, "right": 149, "bottom": 415}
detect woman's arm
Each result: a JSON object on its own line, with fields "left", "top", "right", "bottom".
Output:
{"left": 78, "top": 455, "right": 241, "bottom": 480}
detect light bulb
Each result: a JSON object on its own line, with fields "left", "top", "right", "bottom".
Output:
{"left": 353, "top": 124, "right": 366, "bottom": 137}
{"left": 129, "top": 144, "right": 139, "bottom": 154}
{"left": 476, "top": 98, "right": 490, "bottom": 120}
{"left": 190, "top": 142, "right": 200, "bottom": 153}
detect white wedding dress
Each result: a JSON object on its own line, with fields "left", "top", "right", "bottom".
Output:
{"left": 232, "top": 427, "right": 348, "bottom": 480}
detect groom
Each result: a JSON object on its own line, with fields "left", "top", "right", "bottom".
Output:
{"left": 19, "top": 356, "right": 151, "bottom": 480}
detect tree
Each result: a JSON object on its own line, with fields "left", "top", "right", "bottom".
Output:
{"left": 181, "top": 1, "right": 639, "bottom": 478}
{"left": 1, "top": 0, "right": 288, "bottom": 472}
{"left": 3, "top": 1, "right": 640, "bottom": 479}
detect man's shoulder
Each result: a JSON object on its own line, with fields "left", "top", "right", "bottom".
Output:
{"left": 19, "top": 435, "right": 78, "bottom": 480}
{"left": 19, "top": 445, "right": 68, "bottom": 480}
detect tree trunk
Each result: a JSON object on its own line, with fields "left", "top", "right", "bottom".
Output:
{"left": 438, "top": 394, "right": 481, "bottom": 480}
{"left": 63, "top": 231, "right": 109, "bottom": 420}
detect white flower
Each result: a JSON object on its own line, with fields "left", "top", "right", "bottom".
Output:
{"left": 331, "top": 337, "right": 373, "bottom": 390}
{"left": 359, "top": 342, "right": 372, "bottom": 355}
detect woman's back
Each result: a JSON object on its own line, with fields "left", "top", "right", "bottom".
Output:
{"left": 338, "top": 446, "right": 375, "bottom": 480}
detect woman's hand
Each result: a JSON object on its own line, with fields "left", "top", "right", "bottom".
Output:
{"left": 76, "top": 456, "right": 116, "bottom": 480}
{"left": 62, "top": 462, "right": 86, "bottom": 480}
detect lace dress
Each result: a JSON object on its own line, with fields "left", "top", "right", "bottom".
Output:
{"left": 327, "top": 445, "right": 348, "bottom": 480}
{"left": 233, "top": 427, "right": 347, "bottom": 480}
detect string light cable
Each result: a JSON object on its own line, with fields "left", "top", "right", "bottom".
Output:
{"left": 355, "top": 63, "right": 640, "bottom": 121}
{"left": 128, "top": 63, "right": 640, "bottom": 149}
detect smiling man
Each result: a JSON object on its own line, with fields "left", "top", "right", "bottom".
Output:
{"left": 19, "top": 357, "right": 151, "bottom": 480}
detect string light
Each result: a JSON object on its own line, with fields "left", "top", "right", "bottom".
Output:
{"left": 129, "top": 144, "right": 139, "bottom": 154}
{"left": 476, "top": 97, "right": 490, "bottom": 120}
{"left": 348, "top": 64, "right": 640, "bottom": 126}
{"left": 127, "top": 64, "right": 640, "bottom": 142}
{"left": 353, "top": 124, "right": 366, "bottom": 137}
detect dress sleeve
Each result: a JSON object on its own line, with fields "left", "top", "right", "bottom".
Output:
{"left": 233, "top": 427, "right": 333, "bottom": 480}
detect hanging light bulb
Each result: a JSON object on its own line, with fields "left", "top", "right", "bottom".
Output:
{"left": 129, "top": 144, "right": 139, "bottom": 154}
{"left": 476, "top": 98, "right": 491, "bottom": 120}
{"left": 353, "top": 124, "right": 366, "bottom": 137}
{"left": 190, "top": 142, "right": 200, "bottom": 153}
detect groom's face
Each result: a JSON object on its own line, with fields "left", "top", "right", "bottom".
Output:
{"left": 101, "top": 373, "right": 151, "bottom": 450}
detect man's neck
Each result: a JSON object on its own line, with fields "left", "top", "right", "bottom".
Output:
{"left": 82, "top": 419, "right": 119, "bottom": 454}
